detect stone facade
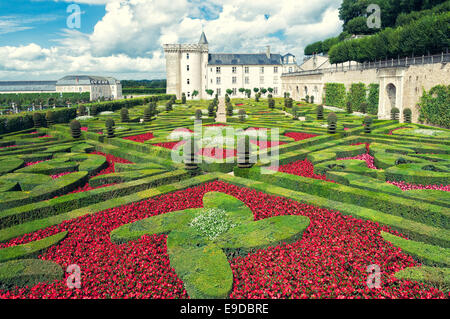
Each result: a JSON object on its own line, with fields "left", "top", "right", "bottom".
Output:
{"left": 282, "top": 55, "right": 450, "bottom": 123}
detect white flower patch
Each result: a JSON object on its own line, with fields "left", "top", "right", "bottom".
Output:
{"left": 413, "top": 129, "right": 439, "bottom": 136}
{"left": 201, "top": 136, "right": 235, "bottom": 147}
{"left": 324, "top": 106, "right": 345, "bottom": 112}
{"left": 169, "top": 130, "right": 192, "bottom": 140}
{"left": 75, "top": 116, "right": 94, "bottom": 120}
{"left": 99, "top": 111, "right": 114, "bottom": 115}
{"left": 189, "top": 208, "right": 237, "bottom": 240}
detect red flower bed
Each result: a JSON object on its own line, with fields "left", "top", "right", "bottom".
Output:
{"left": 0, "top": 145, "right": 17, "bottom": 149}
{"left": 250, "top": 140, "right": 287, "bottom": 150}
{"left": 80, "top": 127, "right": 88, "bottom": 132}
{"left": 337, "top": 143, "right": 379, "bottom": 170}
{"left": 25, "top": 160, "right": 46, "bottom": 167}
{"left": 51, "top": 172, "right": 72, "bottom": 179}
{"left": 37, "top": 135, "right": 52, "bottom": 138}
{"left": 122, "top": 133, "right": 154, "bottom": 143}
{"left": 387, "top": 181, "right": 449, "bottom": 192}
{"left": 199, "top": 148, "right": 237, "bottom": 159}
{"left": 284, "top": 132, "right": 318, "bottom": 141}
{"left": 236, "top": 103, "right": 244, "bottom": 106}
{"left": 246, "top": 127, "right": 268, "bottom": 131}
{"left": 0, "top": 181, "right": 445, "bottom": 299}
{"left": 388, "top": 127, "right": 413, "bottom": 135}
{"left": 153, "top": 141, "right": 185, "bottom": 150}
{"left": 276, "top": 159, "right": 333, "bottom": 182}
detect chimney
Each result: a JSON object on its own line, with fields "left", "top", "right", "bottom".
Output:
{"left": 266, "top": 46, "right": 270, "bottom": 59}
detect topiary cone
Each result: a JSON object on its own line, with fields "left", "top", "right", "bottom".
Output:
{"left": 70, "top": 120, "right": 81, "bottom": 139}
{"left": 105, "top": 118, "right": 115, "bottom": 138}
{"left": 237, "top": 135, "right": 254, "bottom": 169}
{"left": 184, "top": 137, "right": 200, "bottom": 173}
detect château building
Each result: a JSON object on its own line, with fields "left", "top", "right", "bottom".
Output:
{"left": 163, "top": 32, "right": 300, "bottom": 100}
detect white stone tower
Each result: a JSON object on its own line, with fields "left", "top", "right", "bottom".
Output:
{"left": 164, "top": 32, "right": 209, "bottom": 100}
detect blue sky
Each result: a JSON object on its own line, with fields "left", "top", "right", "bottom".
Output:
{"left": 0, "top": 0, "right": 343, "bottom": 80}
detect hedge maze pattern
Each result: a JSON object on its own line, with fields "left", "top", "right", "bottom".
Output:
{"left": 0, "top": 95, "right": 448, "bottom": 297}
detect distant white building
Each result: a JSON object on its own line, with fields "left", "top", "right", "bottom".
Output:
{"left": 164, "top": 32, "right": 300, "bottom": 100}
{"left": 0, "top": 75, "right": 122, "bottom": 101}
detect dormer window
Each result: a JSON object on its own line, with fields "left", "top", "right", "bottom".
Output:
{"left": 186, "top": 53, "right": 190, "bottom": 60}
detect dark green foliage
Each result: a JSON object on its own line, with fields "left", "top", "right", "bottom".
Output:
{"left": 316, "top": 104, "right": 324, "bottom": 120}
{"left": 237, "top": 135, "right": 253, "bottom": 169}
{"left": 70, "top": 120, "right": 81, "bottom": 139}
{"left": 284, "top": 97, "right": 293, "bottom": 108}
{"left": 226, "top": 103, "right": 233, "bottom": 117}
{"left": 348, "top": 83, "right": 367, "bottom": 112}
{"left": 360, "top": 102, "right": 368, "bottom": 114}
{"left": 181, "top": 93, "right": 186, "bottom": 104}
{"left": 346, "top": 101, "right": 353, "bottom": 114}
{"left": 404, "top": 108, "right": 412, "bottom": 123}
{"left": 364, "top": 116, "right": 373, "bottom": 133}
{"left": 45, "top": 111, "right": 55, "bottom": 126}
{"left": 292, "top": 106, "right": 299, "bottom": 120}
{"left": 325, "top": 83, "right": 347, "bottom": 109}
{"left": 304, "top": 41, "right": 323, "bottom": 55}
{"left": 305, "top": 95, "right": 309, "bottom": 103}
{"left": 367, "top": 84, "right": 380, "bottom": 115}
{"left": 327, "top": 112, "right": 337, "bottom": 134}
{"left": 166, "top": 101, "right": 173, "bottom": 112}
{"left": 32, "top": 113, "right": 44, "bottom": 128}
{"left": 143, "top": 106, "right": 152, "bottom": 122}
{"left": 391, "top": 107, "right": 400, "bottom": 121}
{"left": 329, "top": 12, "right": 450, "bottom": 64}
{"left": 120, "top": 107, "right": 130, "bottom": 122}
{"left": 245, "top": 89, "right": 251, "bottom": 98}
{"left": 0, "top": 259, "right": 63, "bottom": 291}
{"left": 268, "top": 98, "right": 275, "bottom": 109}
{"left": 238, "top": 109, "right": 246, "bottom": 122}
{"left": 418, "top": 85, "right": 449, "bottom": 128}
{"left": 184, "top": 137, "right": 199, "bottom": 172}
{"left": 310, "top": 96, "right": 315, "bottom": 104}
{"left": 77, "top": 105, "right": 87, "bottom": 116}
{"left": 255, "top": 93, "right": 260, "bottom": 102}
{"left": 208, "top": 103, "right": 215, "bottom": 118}
{"left": 195, "top": 109, "right": 203, "bottom": 120}
{"left": 105, "top": 119, "right": 115, "bottom": 138}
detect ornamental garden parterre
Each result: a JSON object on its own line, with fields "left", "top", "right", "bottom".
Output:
{"left": 0, "top": 94, "right": 448, "bottom": 299}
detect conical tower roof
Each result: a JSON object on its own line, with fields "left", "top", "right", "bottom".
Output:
{"left": 198, "top": 32, "right": 208, "bottom": 45}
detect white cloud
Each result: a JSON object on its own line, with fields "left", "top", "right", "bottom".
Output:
{"left": 0, "top": 0, "right": 343, "bottom": 80}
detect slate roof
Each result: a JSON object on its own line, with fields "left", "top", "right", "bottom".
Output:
{"left": 208, "top": 53, "right": 283, "bottom": 65}
{"left": 198, "top": 32, "right": 208, "bottom": 45}
{"left": 56, "top": 75, "right": 114, "bottom": 86}
{"left": 0, "top": 81, "right": 57, "bottom": 92}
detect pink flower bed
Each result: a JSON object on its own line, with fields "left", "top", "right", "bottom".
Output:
{"left": 0, "top": 181, "right": 445, "bottom": 299}
{"left": 51, "top": 172, "right": 72, "bottom": 179}
{"left": 122, "top": 133, "right": 154, "bottom": 143}
{"left": 37, "top": 135, "right": 52, "bottom": 138}
{"left": 284, "top": 132, "right": 318, "bottom": 141}
{"left": 387, "top": 181, "right": 450, "bottom": 192}
{"left": 25, "top": 160, "right": 46, "bottom": 167}
{"left": 153, "top": 141, "right": 185, "bottom": 150}
{"left": 80, "top": 127, "right": 88, "bottom": 132}
{"left": 204, "top": 124, "right": 228, "bottom": 127}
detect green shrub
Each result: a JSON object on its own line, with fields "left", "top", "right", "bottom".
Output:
{"left": 237, "top": 135, "right": 253, "bottom": 169}
{"left": 226, "top": 103, "right": 233, "bottom": 117}
{"left": 367, "top": 84, "right": 379, "bottom": 115}
{"left": 364, "top": 116, "right": 373, "bottom": 133}
{"left": 418, "top": 85, "right": 449, "bottom": 128}
{"left": 208, "top": 103, "right": 215, "bottom": 118}
{"left": 105, "top": 119, "right": 115, "bottom": 138}
{"left": 348, "top": 83, "right": 367, "bottom": 112}
{"left": 316, "top": 105, "right": 324, "bottom": 120}
{"left": 45, "top": 111, "right": 55, "bottom": 126}
{"left": 181, "top": 93, "right": 186, "bottom": 104}
{"left": 0, "top": 259, "right": 63, "bottom": 291}
{"left": 77, "top": 105, "right": 87, "bottom": 116}
{"left": 324, "top": 83, "right": 346, "bottom": 108}
{"left": 195, "top": 109, "right": 203, "bottom": 120}
{"left": 391, "top": 107, "right": 400, "bottom": 121}
{"left": 404, "top": 108, "right": 412, "bottom": 123}
{"left": 143, "top": 106, "right": 152, "bottom": 122}
{"left": 238, "top": 109, "right": 246, "bottom": 122}
{"left": 32, "top": 113, "right": 44, "bottom": 128}
{"left": 70, "top": 120, "right": 81, "bottom": 138}
{"left": 346, "top": 101, "right": 353, "bottom": 114}
{"left": 120, "top": 107, "right": 129, "bottom": 122}
{"left": 327, "top": 112, "right": 337, "bottom": 134}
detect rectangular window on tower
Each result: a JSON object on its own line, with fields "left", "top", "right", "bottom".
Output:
{"left": 232, "top": 67, "right": 237, "bottom": 73}
{"left": 187, "top": 65, "right": 190, "bottom": 71}
{"left": 216, "top": 67, "right": 221, "bottom": 74}
{"left": 216, "top": 77, "right": 221, "bottom": 85}
{"left": 245, "top": 77, "right": 249, "bottom": 84}
{"left": 244, "top": 66, "right": 249, "bottom": 73}
{"left": 232, "top": 88, "right": 237, "bottom": 95}
{"left": 274, "top": 87, "right": 278, "bottom": 94}
{"left": 187, "top": 79, "right": 190, "bottom": 85}
{"left": 186, "top": 53, "right": 189, "bottom": 60}
{"left": 232, "top": 76, "right": 237, "bottom": 84}
{"left": 274, "top": 67, "right": 278, "bottom": 73}
{"left": 260, "top": 67, "right": 264, "bottom": 74}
